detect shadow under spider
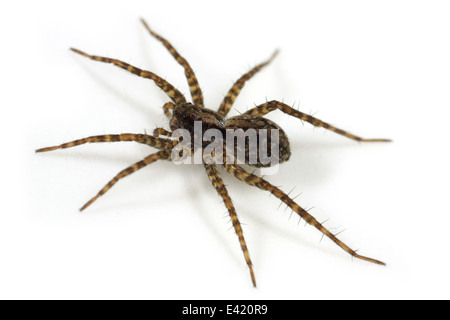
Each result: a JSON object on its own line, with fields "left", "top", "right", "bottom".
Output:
{"left": 71, "top": 50, "right": 164, "bottom": 121}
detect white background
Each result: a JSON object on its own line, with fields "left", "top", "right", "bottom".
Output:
{"left": 1, "top": 0, "right": 449, "bottom": 299}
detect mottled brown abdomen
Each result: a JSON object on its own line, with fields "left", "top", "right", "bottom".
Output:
{"left": 224, "top": 115, "right": 291, "bottom": 167}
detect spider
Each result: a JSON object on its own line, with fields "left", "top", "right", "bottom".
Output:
{"left": 36, "top": 19, "right": 391, "bottom": 287}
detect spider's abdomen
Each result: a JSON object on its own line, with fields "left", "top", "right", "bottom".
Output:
{"left": 224, "top": 115, "right": 291, "bottom": 167}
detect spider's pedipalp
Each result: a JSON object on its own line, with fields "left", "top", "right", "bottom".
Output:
{"left": 218, "top": 50, "right": 279, "bottom": 117}
{"left": 204, "top": 163, "right": 256, "bottom": 287}
{"left": 141, "top": 18, "right": 204, "bottom": 107}
{"left": 223, "top": 162, "right": 386, "bottom": 266}
{"left": 81, "top": 150, "right": 170, "bottom": 211}
{"left": 35, "top": 134, "right": 175, "bottom": 153}
{"left": 162, "top": 102, "right": 175, "bottom": 119}
{"left": 70, "top": 48, "right": 187, "bottom": 105}
{"left": 152, "top": 127, "right": 172, "bottom": 138}
{"left": 245, "top": 100, "right": 392, "bottom": 142}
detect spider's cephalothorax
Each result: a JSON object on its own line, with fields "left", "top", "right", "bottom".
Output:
{"left": 37, "top": 19, "right": 391, "bottom": 287}
{"left": 170, "top": 102, "right": 224, "bottom": 132}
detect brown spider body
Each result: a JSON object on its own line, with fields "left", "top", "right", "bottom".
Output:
{"left": 170, "top": 103, "right": 224, "bottom": 134}
{"left": 37, "top": 19, "right": 391, "bottom": 287}
{"left": 170, "top": 102, "right": 291, "bottom": 167}
{"left": 224, "top": 114, "right": 291, "bottom": 167}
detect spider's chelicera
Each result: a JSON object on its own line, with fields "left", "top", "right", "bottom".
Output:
{"left": 37, "top": 19, "right": 391, "bottom": 287}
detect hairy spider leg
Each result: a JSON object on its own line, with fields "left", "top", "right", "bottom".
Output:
{"left": 218, "top": 50, "right": 279, "bottom": 116}
{"left": 35, "top": 134, "right": 175, "bottom": 153}
{"left": 245, "top": 100, "right": 392, "bottom": 142}
{"left": 223, "top": 162, "right": 385, "bottom": 266}
{"left": 141, "top": 19, "right": 204, "bottom": 108}
{"left": 204, "top": 163, "right": 257, "bottom": 287}
{"left": 70, "top": 48, "right": 187, "bottom": 105}
{"left": 80, "top": 150, "right": 171, "bottom": 211}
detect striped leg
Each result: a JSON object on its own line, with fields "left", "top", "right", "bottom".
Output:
{"left": 35, "top": 133, "right": 175, "bottom": 153}
{"left": 70, "top": 48, "right": 186, "bottom": 105}
{"left": 223, "top": 162, "right": 385, "bottom": 266}
{"left": 80, "top": 150, "right": 170, "bottom": 211}
{"left": 141, "top": 19, "right": 204, "bottom": 107}
{"left": 245, "top": 100, "right": 391, "bottom": 142}
{"left": 218, "top": 50, "right": 279, "bottom": 116}
{"left": 204, "top": 163, "right": 257, "bottom": 287}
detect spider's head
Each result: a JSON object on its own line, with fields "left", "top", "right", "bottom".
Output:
{"left": 170, "top": 103, "right": 200, "bottom": 131}
{"left": 170, "top": 103, "right": 224, "bottom": 133}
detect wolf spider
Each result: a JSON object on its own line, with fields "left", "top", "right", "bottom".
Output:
{"left": 37, "top": 19, "right": 390, "bottom": 287}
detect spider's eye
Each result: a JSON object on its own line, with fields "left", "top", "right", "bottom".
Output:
{"left": 182, "top": 113, "right": 187, "bottom": 119}
{"left": 173, "top": 110, "right": 179, "bottom": 116}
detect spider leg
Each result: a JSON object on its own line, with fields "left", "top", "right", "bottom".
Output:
{"left": 70, "top": 48, "right": 186, "bottom": 105}
{"left": 204, "top": 163, "right": 257, "bottom": 287}
{"left": 80, "top": 150, "right": 170, "bottom": 211}
{"left": 35, "top": 134, "right": 175, "bottom": 153}
{"left": 218, "top": 50, "right": 279, "bottom": 116}
{"left": 141, "top": 19, "right": 204, "bottom": 107}
{"left": 223, "top": 162, "right": 385, "bottom": 266}
{"left": 244, "top": 100, "right": 391, "bottom": 142}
